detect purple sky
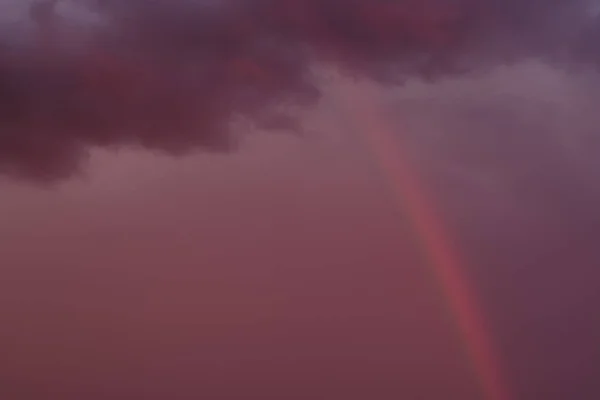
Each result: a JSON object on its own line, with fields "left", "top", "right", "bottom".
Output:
{"left": 0, "top": 117, "right": 481, "bottom": 399}
{"left": 1, "top": 1, "right": 600, "bottom": 399}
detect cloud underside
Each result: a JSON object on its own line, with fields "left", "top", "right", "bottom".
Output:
{"left": 1, "top": 0, "right": 600, "bottom": 180}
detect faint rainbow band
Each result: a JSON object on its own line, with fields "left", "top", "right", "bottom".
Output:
{"left": 330, "top": 79, "right": 513, "bottom": 400}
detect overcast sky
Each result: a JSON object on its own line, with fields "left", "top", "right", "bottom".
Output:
{"left": 1, "top": 1, "right": 600, "bottom": 399}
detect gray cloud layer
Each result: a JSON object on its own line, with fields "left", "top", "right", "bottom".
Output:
{"left": 1, "top": 0, "right": 600, "bottom": 179}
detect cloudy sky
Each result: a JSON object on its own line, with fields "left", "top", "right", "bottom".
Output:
{"left": 1, "top": 1, "right": 599, "bottom": 399}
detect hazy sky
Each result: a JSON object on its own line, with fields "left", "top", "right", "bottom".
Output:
{"left": 1, "top": 1, "right": 600, "bottom": 399}
{"left": 0, "top": 103, "right": 482, "bottom": 399}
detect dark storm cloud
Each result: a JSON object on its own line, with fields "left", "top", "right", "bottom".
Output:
{"left": 0, "top": 0, "right": 598, "bottom": 180}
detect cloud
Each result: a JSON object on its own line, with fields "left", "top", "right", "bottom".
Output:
{"left": 0, "top": 0, "right": 598, "bottom": 180}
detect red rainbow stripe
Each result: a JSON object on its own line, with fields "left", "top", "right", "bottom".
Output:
{"left": 330, "top": 80, "right": 512, "bottom": 400}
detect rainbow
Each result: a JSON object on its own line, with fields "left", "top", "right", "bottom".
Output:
{"left": 330, "top": 79, "right": 512, "bottom": 400}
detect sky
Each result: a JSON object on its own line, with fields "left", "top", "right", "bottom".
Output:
{"left": 1, "top": 1, "right": 600, "bottom": 399}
